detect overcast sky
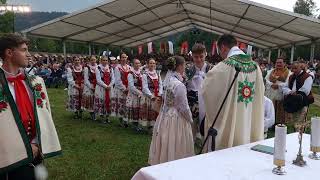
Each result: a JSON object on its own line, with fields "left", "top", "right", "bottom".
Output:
{"left": 6, "top": 0, "right": 320, "bottom": 13}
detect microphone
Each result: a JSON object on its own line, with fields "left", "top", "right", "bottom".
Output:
{"left": 235, "top": 66, "right": 242, "bottom": 73}
{"left": 198, "top": 65, "right": 242, "bottom": 154}
{"left": 27, "top": 61, "right": 41, "bottom": 74}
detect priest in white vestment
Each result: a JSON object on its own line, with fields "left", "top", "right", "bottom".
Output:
{"left": 201, "top": 35, "right": 264, "bottom": 152}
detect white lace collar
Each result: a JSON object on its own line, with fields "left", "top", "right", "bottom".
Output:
{"left": 73, "top": 65, "right": 82, "bottom": 72}
{"left": 99, "top": 64, "right": 110, "bottom": 72}
{"left": 131, "top": 69, "right": 141, "bottom": 76}
{"left": 227, "top": 46, "right": 245, "bottom": 58}
{"left": 146, "top": 69, "right": 158, "bottom": 79}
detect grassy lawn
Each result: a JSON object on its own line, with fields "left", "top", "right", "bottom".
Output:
{"left": 45, "top": 88, "right": 319, "bottom": 180}
{"left": 46, "top": 88, "right": 151, "bottom": 180}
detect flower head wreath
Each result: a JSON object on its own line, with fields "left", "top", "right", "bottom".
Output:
{"left": 167, "top": 57, "right": 176, "bottom": 70}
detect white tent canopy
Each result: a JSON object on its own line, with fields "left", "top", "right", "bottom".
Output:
{"left": 22, "top": 0, "right": 320, "bottom": 50}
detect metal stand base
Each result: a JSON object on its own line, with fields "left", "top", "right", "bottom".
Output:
{"left": 309, "top": 152, "right": 320, "bottom": 160}
{"left": 272, "top": 166, "right": 286, "bottom": 175}
{"left": 293, "top": 154, "right": 307, "bottom": 167}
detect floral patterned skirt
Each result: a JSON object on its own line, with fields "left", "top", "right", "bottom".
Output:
{"left": 66, "top": 85, "right": 82, "bottom": 112}
{"left": 111, "top": 88, "right": 127, "bottom": 118}
{"left": 82, "top": 85, "right": 95, "bottom": 112}
{"left": 94, "top": 85, "right": 112, "bottom": 116}
{"left": 124, "top": 93, "right": 141, "bottom": 123}
{"left": 139, "top": 96, "right": 159, "bottom": 127}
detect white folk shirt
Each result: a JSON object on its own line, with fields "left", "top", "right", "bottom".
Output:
{"left": 264, "top": 96, "right": 275, "bottom": 132}
{"left": 187, "top": 63, "right": 208, "bottom": 92}
{"left": 282, "top": 71, "right": 313, "bottom": 96}
{"left": 187, "top": 63, "right": 209, "bottom": 123}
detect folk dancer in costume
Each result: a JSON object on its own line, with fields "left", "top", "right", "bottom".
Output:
{"left": 112, "top": 52, "right": 131, "bottom": 127}
{"left": 140, "top": 58, "right": 163, "bottom": 129}
{"left": 82, "top": 56, "right": 98, "bottom": 121}
{"left": 185, "top": 43, "right": 213, "bottom": 142}
{"left": 0, "top": 34, "right": 61, "bottom": 180}
{"left": 125, "top": 59, "right": 143, "bottom": 132}
{"left": 148, "top": 56, "right": 194, "bottom": 165}
{"left": 201, "top": 35, "right": 264, "bottom": 152}
{"left": 109, "top": 56, "right": 118, "bottom": 71}
{"left": 265, "top": 58, "right": 290, "bottom": 124}
{"left": 282, "top": 62, "right": 314, "bottom": 123}
{"left": 94, "top": 56, "right": 114, "bottom": 124}
{"left": 264, "top": 96, "right": 275, "bottom": 139}
{"left": 66, "top": 56, "right": 84, "bottom": 119}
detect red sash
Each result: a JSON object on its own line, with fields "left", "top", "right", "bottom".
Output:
{"left": 7, "top": 74, "right": 36, "bottom": 141}
{"left": 152, "top": 79, "right": 159, "bottom": 97}
{"left": 89, "top": 69, "right": 97, "bottom": 88}
{"left": 103, "top": 71, "right": 111, "bottom": 113}
{"left": 119, "top": 66, "right": 130, "bottom": 88}
{"left": 132, "top": 72, "right": 142, "bottom": 91}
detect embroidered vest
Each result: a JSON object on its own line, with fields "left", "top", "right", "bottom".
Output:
{"left": 288, "top": 71, "right": 310, "bottom": 93}
{"left": 98, "top": 66, "right": 111, "bottom": 86}
{"left": 146, "top": 74, "right": 159, "bottom": 97}
{"left": 88, "top": 67, "right": 97, "bottom": 88}
{"left": 72, "top": 67, "right": 83, "bottom": 86}
{"left": 185, "top": 62, "right": 213, "bottom": 81}
{"left": 119, "top": 66, "right": 130, "bottom": 88}
{"left": 131, "top": 72, "right": 142, "bottom": 91}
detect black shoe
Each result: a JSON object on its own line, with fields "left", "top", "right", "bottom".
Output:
{"left": 118, "top": 118, "right": 124, "bottom": 127}
{"left": 90, "top": 113, "right": 96, "bottom": 121}
{"left": 73, "top": 113, "right": 78, "bottom": 119}
{"left": 135, "top": 127, "right": 142, "bottom": 132}
{"left": 124, "top": 123, "right": 129, "bottom": 128}
{"left": 78, "top": 110, "right": 83, "bottom": 119}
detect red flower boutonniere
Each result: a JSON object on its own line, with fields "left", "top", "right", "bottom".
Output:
{"left": 0, "top": 88, "right": 8, "bottom": 113}
{"left": 33, "top": 83, "right": 46, "bottom": 108}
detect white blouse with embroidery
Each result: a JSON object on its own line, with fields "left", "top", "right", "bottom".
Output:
{"left": 114, "top": 64, "right": 131, "bottom": 91}
{"left": 83, "top": 64, "right": 97, "bottom": 89}
{"left": 128, "top": 70, "right": 142, "bottom": 96}
{"left": 164, "top": 72, "right": 193, "bottom": 123}
{"left": 95, "top": 64, "right": 115, "bottom": 89}
{"left": 142, "top": 70, "right": 163, "bottom": 98}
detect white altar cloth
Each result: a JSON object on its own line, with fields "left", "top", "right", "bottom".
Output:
{"left": 132, "top": 133, "right": 319, "bottom": 180}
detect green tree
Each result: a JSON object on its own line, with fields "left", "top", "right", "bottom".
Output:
{"left": 0, "top": 12, "right": 13, "bottom": 33}
{"left": 0, "top": 0, "right": 15, "bottom": 34}
{"left": 293, "top": 0, "right": 316, "bottom": 16}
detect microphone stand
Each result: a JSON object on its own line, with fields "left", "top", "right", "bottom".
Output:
{"left": 198, "top": 66, "right": 241, "bottom": 154}
{"left": 27, "top": 61, "right": 41, "bottom": 74}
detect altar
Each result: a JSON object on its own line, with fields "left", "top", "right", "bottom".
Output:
{"left": 132, "top": 133, "right": 319, "bottom": 180}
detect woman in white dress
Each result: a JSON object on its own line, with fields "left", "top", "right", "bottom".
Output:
{"left": 140, "top": 58, "right": 163, "bottom": 129}
{"left": 94, "top": 56, "right": 115, "bottom": 124}
{"left": 125, "top": 58, "right": 143, "bottom": 131}
{"left": 111, "top": 52, "right": 131, "bottom": 127}
{"left": 66, "top": 56, "right": 84, "bottom": 119}
{"left": 149, "top": 56, "right": 194, "bottom": 165}
{"left": 82, "top": 55, "right": 98, "bottom": 121}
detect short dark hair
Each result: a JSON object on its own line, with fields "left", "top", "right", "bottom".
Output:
{"left": 0, "top": 33, "right": 29, "bottom": 59}
{"left": 217, "top": 34, "right": 237, "bottom": 49}
{"left": 192, "top": 43, "right": 206, "bottom": 54}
